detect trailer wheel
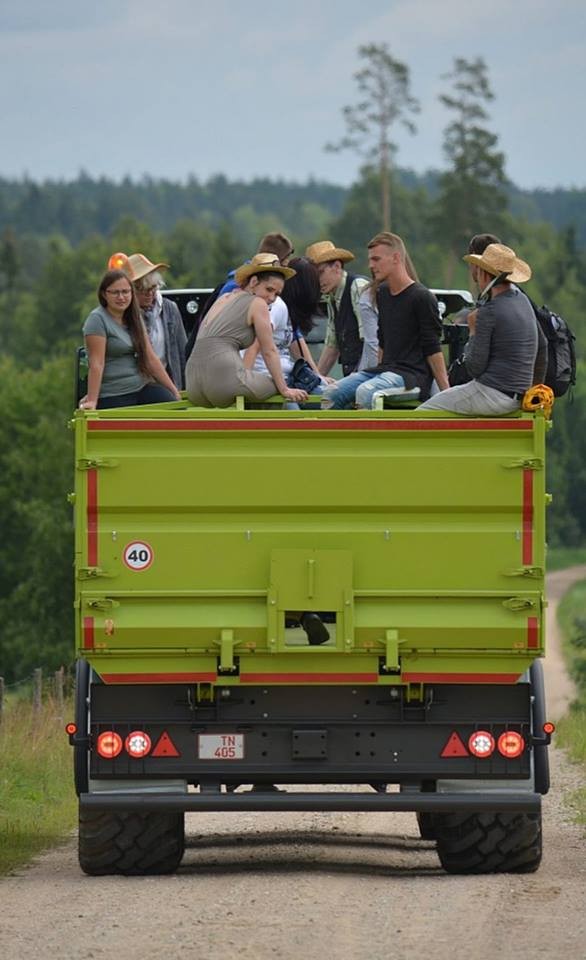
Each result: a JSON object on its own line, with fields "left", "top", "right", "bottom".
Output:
{"left": 416, "top": 812, "right": 438, "bottom": 840}
{"left": 434, "top": 810, "right": 542, "bottom": 874}
{"left": 79, "top": 808, "right": 185, "bottom": 876}
{"left": 73, "top": 659, "right": 91, "bottom": 796}
{"left": 530, "top": 659, "right": 550, "bottom": 794}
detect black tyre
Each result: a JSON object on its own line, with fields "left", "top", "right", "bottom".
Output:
{"left": 434, "top": 810, "right": 542, "bottom": 874}
{"left": 73, "top": 659, "right": 91, "bottom": 795}
{"left": 530, "top": 659, "right": 550, "bottom": 794}
{"left": 79, "top": 807, "right": 185, "bottom": 876}
{"left": 416, "top": 812, "right": 438, "bottom": 840}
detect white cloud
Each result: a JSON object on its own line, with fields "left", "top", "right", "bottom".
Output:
{"left": 0, "top": 0, "right": 584, "bottom": 188}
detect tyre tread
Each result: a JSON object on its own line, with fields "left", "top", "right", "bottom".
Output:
{"left": 79, "top": 809, "right": 185, "bottom": 876}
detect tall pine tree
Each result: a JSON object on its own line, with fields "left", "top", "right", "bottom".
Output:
{"left": 435, "top": 57, "right": 508, "bottom": 281}
{"left": 326, "top": 44, "right": 419, "bottom": 233}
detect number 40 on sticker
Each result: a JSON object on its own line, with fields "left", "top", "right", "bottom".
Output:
{"left": 123, "top": 541, "right": 154, "bottom": 571}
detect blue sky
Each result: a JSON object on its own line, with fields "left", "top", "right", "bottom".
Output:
{"left": 0, "top": 0, "right": 584, "bottom": 190}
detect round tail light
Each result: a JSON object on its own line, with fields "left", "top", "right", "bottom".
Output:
{"left": 96, "top": 730, "right": 123, "bottom": 759}
{"left": 497, "top": 731, "right": 525, "bottom": 758}
{"left": 468, "top": 730, "right": 495, "bottom": 758}
{"left": 125, "top": 731, "right": 152, "bottom": 758}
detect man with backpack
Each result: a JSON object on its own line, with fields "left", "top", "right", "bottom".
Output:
{"left": 453, "top": 232, "right": 575, "bottom": 400}
{"left": 420, "top": 243, "right": 547, "bottom": 415}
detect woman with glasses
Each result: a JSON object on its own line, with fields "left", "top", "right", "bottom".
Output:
{"left": 124, "top": 253, "right": 187, "bottom": 390}
{"left": 79, "top": 269, "right": 181, "bottom": 410}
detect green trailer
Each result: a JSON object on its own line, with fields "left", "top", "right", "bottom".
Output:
{"left": 69, "top": 399, "right": 552, "bottom": 875}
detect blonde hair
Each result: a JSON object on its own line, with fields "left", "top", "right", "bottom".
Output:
{"left": 367, "top": 232, "right": 419, "bottom": 286}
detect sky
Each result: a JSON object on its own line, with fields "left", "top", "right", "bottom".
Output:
{"left": 0, "top": 0, "right": 584, "bottom": 191}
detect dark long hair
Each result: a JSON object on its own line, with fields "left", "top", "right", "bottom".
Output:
{"left": 97, "top": 269, "right": 150, "bottom": 374}
{"left": 281, "top": 257, "right": 321, "bottom": 336}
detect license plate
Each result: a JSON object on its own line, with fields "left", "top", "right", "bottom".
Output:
{"left": 198, "top": 733, "right": 245, "bottom": 760}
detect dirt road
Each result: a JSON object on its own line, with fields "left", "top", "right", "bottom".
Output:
{"left": 1, "top": 571, "right": 584, "bottom": 960}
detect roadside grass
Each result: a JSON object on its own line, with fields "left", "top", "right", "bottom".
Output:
{"left": 546, "top": 545, "right": 586, "bottom": 572}
{"left": 555, "top": 578, "right": 586, "bottom": 826}
{"left": 0, "top": 696, "right": 77, "bottom": 874}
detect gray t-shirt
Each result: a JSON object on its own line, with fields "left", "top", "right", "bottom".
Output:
{"left": 465, "top": 287, "right": 539, "bottom": 394}
{"left": 83, "top": 306, "right": 147, "bottom": 397}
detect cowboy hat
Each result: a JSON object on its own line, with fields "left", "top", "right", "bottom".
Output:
{"left": 108, "top": 252, "right": 170, "bottom": 282}
{"left": 234, "top": 253, "right": 296, "bottom": 287}
{"left": 305, "top": 240, "right": 355, "bottom": 265}
{"left": 462, "top": 243, "right": 532, "bottom": 283}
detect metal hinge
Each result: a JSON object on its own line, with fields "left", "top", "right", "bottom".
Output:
{"left": 213, "top": 629, "right": 243, "bottom": 673}
{"left": 378, "top": 628, "right": 404, "bottom": 672}
{"left": 502, "top": 596, "right": 537, "bottom": 612}
{"left": 76, "top": 458, "right": 119, "bottom": 470}
{"left": 503, "top": 458, "right": 543, "bottom": 470}
{"left": 504, "top": 566, "right": 544, "bottom": 579}
{"left": 77, "top": 567, "right": 116, "bottom": 580}
{"left": 85, "top": 598, "right": 120, "bottom": 610}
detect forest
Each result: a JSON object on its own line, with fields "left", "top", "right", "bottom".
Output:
{"left": 0, "top": 52, "right": 584, "bottom": 681}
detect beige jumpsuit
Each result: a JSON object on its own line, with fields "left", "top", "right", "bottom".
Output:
{"left": 186, "top": 291, "right": 277, "bottom": 407}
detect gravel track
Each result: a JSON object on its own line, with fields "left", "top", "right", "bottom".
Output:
{"left": 0, "top": 570, "right": 584, "bottom": 960}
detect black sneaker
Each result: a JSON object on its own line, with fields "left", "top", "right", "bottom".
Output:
{"left": 300, "top": 612, "right": 330, "bottom": 646}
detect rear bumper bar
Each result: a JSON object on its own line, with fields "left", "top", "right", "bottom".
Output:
{"left": 80, "top": 790, "right": 541, "bottom": 814}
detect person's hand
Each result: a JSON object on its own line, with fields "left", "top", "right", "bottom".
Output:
{"left": 323, "top": 376, "right": 337, "bottom": 385}
{"left": 282, "top": 387, "right": 308, "bottom": 403}
{"left": 79, "top": 397, "right": 96, "bottom": 411}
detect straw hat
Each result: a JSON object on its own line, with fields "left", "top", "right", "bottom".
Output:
{"left": 305, "top": 240, "right": 354, "bottom": 265}
{"left": 463, "top": 244, "right": 532, "bottom": 283}
{"left": 234, "top": 253, "right": 296, "bottom": 287}
{"left": 108, "top": 252, "right": 169, "bottom": 282}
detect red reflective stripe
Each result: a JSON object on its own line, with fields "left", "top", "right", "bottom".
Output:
{"left": 83, "top": 616, "right": 94, "bottom": 650}
{"left": 527, "top": 617, "right": 539, "bottom": 648}
{"left": 87, "top": 419, "right": 532, "bottom": 432}
{"left": 87, "top": 468, "right": 98, "bottom": 566}
{"left": 101, "top": 672, "right": 217, "bottom": 684}
{"left": 522, "top": 469, "right": 534, "bottom": 565}
{"left": 403, "top": 672, "right": 519, "bottom": 683}
{"left": 240, "top": 672, "right": 379, "bottom": 683}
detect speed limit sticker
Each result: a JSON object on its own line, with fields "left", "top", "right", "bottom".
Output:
{"left": 123, "top": 541, "right": 154, "bottom": 571}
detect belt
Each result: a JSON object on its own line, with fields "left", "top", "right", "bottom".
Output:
{"left": 499, "top": 388, "right": 524, "bottom": 401}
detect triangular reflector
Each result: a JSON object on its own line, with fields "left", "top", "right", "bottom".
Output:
{"left": 151, "top": 731, "right": 180, "bottom": 757}
{"left": 440, "top": 731, "right": 469, "bottom": 757}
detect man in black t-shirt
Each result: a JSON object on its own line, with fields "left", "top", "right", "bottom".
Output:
{"left": 321, "top": 232, "right": 449, "bottom": 409}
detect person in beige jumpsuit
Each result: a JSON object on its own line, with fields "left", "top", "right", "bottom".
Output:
{"left": 186, "top": 254, "right": 308, "bottom": 408}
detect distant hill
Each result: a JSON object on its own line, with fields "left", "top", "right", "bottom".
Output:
{"left": 1, "top": 170, "right": 585, "bottom": 246}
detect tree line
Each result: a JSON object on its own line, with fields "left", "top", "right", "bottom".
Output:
{"left": 0, "top": 52, "right": 584, "bottom": 682}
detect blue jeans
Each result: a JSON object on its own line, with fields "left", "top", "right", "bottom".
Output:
{"left": 322, "top": 371, "right": 406, "bottom": 410}
{"left": 98, "top": 384, "right": 177, "bottom": 409}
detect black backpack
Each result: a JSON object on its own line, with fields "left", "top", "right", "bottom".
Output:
{"left": 529, "top": 300, "right": 577, "bottom": 397}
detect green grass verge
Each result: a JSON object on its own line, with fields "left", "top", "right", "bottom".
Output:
{"left": 555, "top": 577, "right": 586, "bottom": 827}
{"left": 546, "top": 545, "right": 586, "bottom": 572}
{"left": 0, "top": 697, "right": 77, "bottom": 874}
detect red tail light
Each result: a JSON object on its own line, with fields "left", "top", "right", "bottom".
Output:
{"left": 497, "top": 731, "right": 525, "bottom": 758}
{"left": 65, "top": 722, "right": 77, "bottom": 736}
{"left": 125, "top": 731, "right": 152, "bottom": 758}
{"left": 96, "top": 731, "right": 123, "bottom": 759}
{"left": 543, "top": 722, "right": 555, "bottom": 735}
{"left": 468, "top": 730, "right": 495, "bottom": 758}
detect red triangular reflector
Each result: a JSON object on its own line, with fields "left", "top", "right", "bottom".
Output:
{"left": 440, "top": 732, "right": 469, "bottom": 757}
{"left": 151, "top": 731, "right": 180, "bottom": 757}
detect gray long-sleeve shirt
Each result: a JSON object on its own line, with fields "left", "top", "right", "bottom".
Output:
{"left": 465, "top": 287, "right": 547, "bottom": 393}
